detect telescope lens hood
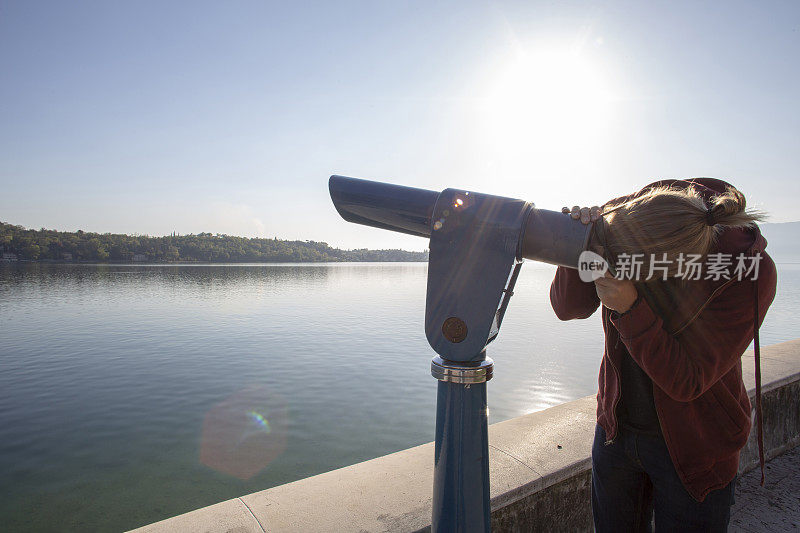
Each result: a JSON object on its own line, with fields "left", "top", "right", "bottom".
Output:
{"left": 329, "top": 175, "right": 439, "bottom": 238}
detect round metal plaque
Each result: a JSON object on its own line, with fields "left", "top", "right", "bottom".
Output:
{"left": 442, "top": 317, "right": 468, "bottom": 343}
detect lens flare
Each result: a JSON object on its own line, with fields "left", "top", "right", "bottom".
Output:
{"left": 200, "top": 386, "right": 288, "bottom": 480}
{"left": 246, "top": 410, "right": 272, "bottom": 433}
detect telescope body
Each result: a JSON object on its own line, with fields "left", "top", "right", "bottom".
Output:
{"left": 330, "top": 175, "right": 592, "bottom": 267}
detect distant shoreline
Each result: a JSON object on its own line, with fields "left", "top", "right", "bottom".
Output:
{"left": 1, "top": 221, "right": 429, "bottom": 263}
{"left": 1, "top": 258, "right": 428, "bottom": 264}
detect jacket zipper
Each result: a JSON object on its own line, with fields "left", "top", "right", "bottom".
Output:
{"left": 652, "top": 381, "right": 666, "bottom": 436}
{"left": 671, "top": 277, "right": 737, "bottom": 336}
{"left": 603, "top": 308, "right": 622, "bottom": 445}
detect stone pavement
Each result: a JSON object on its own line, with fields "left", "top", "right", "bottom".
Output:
{"left": 730, "top": 446, "right": 800, "bottom": 532}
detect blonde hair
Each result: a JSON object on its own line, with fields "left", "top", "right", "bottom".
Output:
{"left": 599, "top": 184, "right": 765, "bottom": 281}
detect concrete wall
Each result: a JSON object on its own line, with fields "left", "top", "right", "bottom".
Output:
{"left": 131, "top": 339, "right": 800, "bottom": 533}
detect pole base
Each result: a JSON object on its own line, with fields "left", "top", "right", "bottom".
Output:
{"left": 431, "top": 355, "right": 494, "bottom": 384}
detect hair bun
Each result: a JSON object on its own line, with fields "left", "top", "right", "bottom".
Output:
{"left": 708, "top": 186, "right": 749, "bottom": 227}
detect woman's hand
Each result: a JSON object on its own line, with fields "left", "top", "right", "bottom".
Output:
{"left": 564, "top": 205, "right": 606, "bottom": 255}
{"left": 594, "top": 271, "right": 638, "bottom": 313}
{"left": 562, "top": 205, "right": 601, "bottom": 225}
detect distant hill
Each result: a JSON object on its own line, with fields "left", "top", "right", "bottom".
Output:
{"left": 760, "top": 222, "right": 800, "bottom": 264}
{"left": 0, "top": 222, "right": 428, "bottom": 263}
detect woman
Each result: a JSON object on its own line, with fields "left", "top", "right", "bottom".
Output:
{"left": 549, "top": 178, "right": 777, "bottom": 532}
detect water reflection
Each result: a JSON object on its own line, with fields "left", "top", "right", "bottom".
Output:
{"left": 0, "top": 261, "right": 796, "bottom": 532}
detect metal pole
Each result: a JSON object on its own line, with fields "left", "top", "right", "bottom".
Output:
{"left": 431, "top": 355, "right": 494, "bottom": 532}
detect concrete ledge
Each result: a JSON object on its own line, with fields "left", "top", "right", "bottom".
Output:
{"left": 133, "top": 498, "right": 265, "bottom": 533}
{"left": 131, "top": 339, "right": 800, "bottom": 533}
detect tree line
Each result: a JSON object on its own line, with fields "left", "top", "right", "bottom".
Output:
{"left": 0, "top": 222, "right": 428, "bottom": 263}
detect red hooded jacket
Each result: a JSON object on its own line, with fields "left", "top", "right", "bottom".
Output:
{"left": 549, "top": 178, "right": 777, "bottom": 502}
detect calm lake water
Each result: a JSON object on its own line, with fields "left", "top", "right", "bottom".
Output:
{"left": 1, "top": 262, "right": 798, "bottom": 532}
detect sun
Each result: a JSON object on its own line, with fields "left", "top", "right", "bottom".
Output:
{"left": 481, "top": 45, "right": 617, "bottom": 186}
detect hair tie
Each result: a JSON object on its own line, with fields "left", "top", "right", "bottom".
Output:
{"left": 706, "top": 207, "right": 716, "bottom": 226}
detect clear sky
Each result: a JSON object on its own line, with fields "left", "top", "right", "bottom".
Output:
{"left": 1, "top": 1, "right": 798, "bottom": 251}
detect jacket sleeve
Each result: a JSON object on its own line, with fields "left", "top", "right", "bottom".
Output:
{"left": 549, "top": 266, "right": 601, "bottom": 320}
{"left": 610, "top": 255, "right": 777, "bottom": 402}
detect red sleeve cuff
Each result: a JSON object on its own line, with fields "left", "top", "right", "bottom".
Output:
{"left": 610, "top": 294, "right": 660, "bottom": 340}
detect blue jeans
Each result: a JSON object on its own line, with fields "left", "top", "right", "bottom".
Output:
{"left": 591, "top": 424, "right": 736, "bottom": 532}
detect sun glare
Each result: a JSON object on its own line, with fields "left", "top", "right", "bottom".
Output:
{"left": 482, "top": 46, "right": 617, "bottom": 183}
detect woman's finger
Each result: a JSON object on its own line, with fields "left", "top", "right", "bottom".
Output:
{"left": 565, "top": 205, "right": 600, "bottom": 224}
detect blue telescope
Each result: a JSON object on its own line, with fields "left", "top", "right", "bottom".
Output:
{"left": 329, "top": 175, "right": 593, "bottom": 532}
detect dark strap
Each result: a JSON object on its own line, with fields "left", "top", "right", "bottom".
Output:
{"left": 754, "top": 276, "right": 765, "bottom": 486}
